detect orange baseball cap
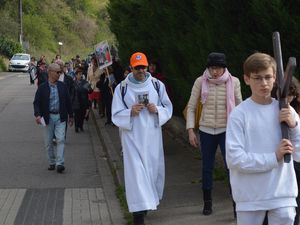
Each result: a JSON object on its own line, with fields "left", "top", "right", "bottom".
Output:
{"left": 130, "top": 52, "right": 149, "bottom": 68}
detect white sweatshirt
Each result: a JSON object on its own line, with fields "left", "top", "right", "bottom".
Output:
{"left": 226, "top": 98, "right": 300, "bottom": 211}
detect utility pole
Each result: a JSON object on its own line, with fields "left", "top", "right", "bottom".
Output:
{"left": 58, "top": 42, "right": 63, "bottom": 56}
{"left": 19, "top": 0, "right": 23, "bottom": 45}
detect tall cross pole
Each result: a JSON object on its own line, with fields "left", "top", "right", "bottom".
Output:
{"left": 272, "top": 31, "right": 297, "bottom": 163}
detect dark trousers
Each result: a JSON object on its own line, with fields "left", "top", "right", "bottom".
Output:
{"left": 103, "top": 95, "right": 112, "bottom": 123}
{"left": 199, "top": 131, "right": 227, "bottom": 190}
{"left": 29, "top": 74, "right": 34, "bottom": 84}
{"left": 98, "top": 98, "right": 105, "bottom": 116}
{"left": 74, "top": 108, "right": 86, "bottom": 129}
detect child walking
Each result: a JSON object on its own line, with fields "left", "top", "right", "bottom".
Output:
{"left": 226, "top": 52, "right": 300, "bottom": 225}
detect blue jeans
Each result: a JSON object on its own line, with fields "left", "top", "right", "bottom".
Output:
{"left": 44, "top": 114, "right": 66, "bottom": 166}
{"left": 199, "top": 131, "right": 227, "bottom": 190}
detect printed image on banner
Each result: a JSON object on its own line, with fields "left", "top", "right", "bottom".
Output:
{"left": 94, "top": 41, "right": 112, "bottom": 70}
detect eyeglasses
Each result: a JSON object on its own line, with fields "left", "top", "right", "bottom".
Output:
{"left": 133, "top": 65, "right": 147, "bottom": 70}
{"left": 250, "top": 75, "right": 274, "bottom": 83}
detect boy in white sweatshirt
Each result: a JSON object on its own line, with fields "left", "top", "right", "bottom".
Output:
{"left": 226, "top": 52, "right": 300, "bottom": 225}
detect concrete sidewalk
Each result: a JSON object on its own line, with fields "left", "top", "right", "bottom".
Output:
{"left": 92, "top": 109, "right": 236, "bottom": 225}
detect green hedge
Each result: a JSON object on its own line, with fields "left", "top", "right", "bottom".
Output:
{"left": 0, "top": 36, "right": 24, "bottom": 58}
{"left": 107, "top": 0, "right": 300, "bottom": 114}
{"left": 0, "top": 57, "right": 6, "bottom": 72}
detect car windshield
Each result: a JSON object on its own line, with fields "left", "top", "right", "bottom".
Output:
{"left": 12, "top": 55, "right": 29, "bottom": 60}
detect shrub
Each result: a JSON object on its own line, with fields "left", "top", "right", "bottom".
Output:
{"left": 108, "top": 0, "right": 300, "bottom": 114}
{"left": 0, "top": 36, "right": 24, "bottom": 58}
{"left": 0, "top": 57, "right": 7, "bottom": 72}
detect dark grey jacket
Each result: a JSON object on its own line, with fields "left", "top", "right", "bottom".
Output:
{"left": 33, "top": 81, "right": 73, "bottom": 125}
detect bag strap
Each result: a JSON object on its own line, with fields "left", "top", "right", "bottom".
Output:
{"left": 120, "top": 80, "right": 129, "bottom": 109}
{"left": 151, "top": 77, "right": 165, "bottom": 107}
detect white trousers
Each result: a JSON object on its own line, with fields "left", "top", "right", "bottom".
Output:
{"left": 237, "top": 207, "right": 296, "bottom": 225}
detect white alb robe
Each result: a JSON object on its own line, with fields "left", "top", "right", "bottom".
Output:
{"left": 112, "top": 73, "right": 173, "bottom": 212}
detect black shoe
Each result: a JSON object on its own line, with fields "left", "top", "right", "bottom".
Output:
{"left": 105, "top": 121, "right": 112, "bottom": 125}
{"left": 48, "top": 164, "right": 55, "bottom": 170}
{"left": 80, "top": 127, "right": 84, "bottom": 132}
{"left": 75, "top": 128, "right": 79, "bottom": 133}
{"left": 203, "top": 200, "right": 212, "bottom": 215}
{"left": 133, "top": 211, "right": 145, "bottom": 225}
{"left": 57, "top": 165, "right": 65, "bottom": 173}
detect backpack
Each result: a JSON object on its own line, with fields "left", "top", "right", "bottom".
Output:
{"left": 120, "top": 77, "right": 165, "bottom": 109}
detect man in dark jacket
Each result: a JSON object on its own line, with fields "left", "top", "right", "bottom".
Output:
{"left": 33, "top": 63, "right": 74, "bottom": 173}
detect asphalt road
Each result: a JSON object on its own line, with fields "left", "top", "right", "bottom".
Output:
{"left": 0, "top": 72, "right": 101, "bottom": 188}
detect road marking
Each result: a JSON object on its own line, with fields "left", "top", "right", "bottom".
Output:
{"left": 63, "top": 188, "right": 112, "bottom": 225}
{"left": 0, "top": 189, "right": 26, "bottom": 225}
{"left": 0, "top": 188, "right": 111, "bottom": 225}
{"left": 16, "top": 74, "right": 29, "bottom": 78}
{"left": 13, "top": 188, "right": 64, "bottom": 225}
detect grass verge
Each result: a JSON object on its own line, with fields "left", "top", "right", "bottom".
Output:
{"left": 116, "top": 185, "right": 132, "bottom": 225}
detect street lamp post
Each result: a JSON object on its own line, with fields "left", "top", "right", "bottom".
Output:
{"left": 58, "top": 42, "right": 63, "bottom": 56}
{"left": 19, "top": 0, "right": 23, "bottom": 45}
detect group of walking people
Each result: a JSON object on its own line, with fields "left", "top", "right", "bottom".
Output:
{"left": 31, "top": 52, "right": 142, "bottom": 173}
{"left": 31, "top": 49, "right": 300, "bottom": 225}
{"left": 32, "top": 55, "right": 95, "bottom": 173}
{"left": 185, "top": 52, "right": 300, "bottom": 225}
{"left": 113, "top": 51, "right": 300, "bottom": 225}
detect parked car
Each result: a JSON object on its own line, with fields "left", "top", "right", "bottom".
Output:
{"left": 8, "top": 53, "right": 31, "bottom": 72}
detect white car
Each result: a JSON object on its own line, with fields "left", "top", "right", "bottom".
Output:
{"left": 8, "top": 53, "right": 31, "bottom": 72}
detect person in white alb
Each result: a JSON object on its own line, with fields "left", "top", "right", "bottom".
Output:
{"left": 111, "top": 52, "right": 172, "bottom": 225}
{"left": 226, "top": 52, "right": 300, "bottom": 225}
